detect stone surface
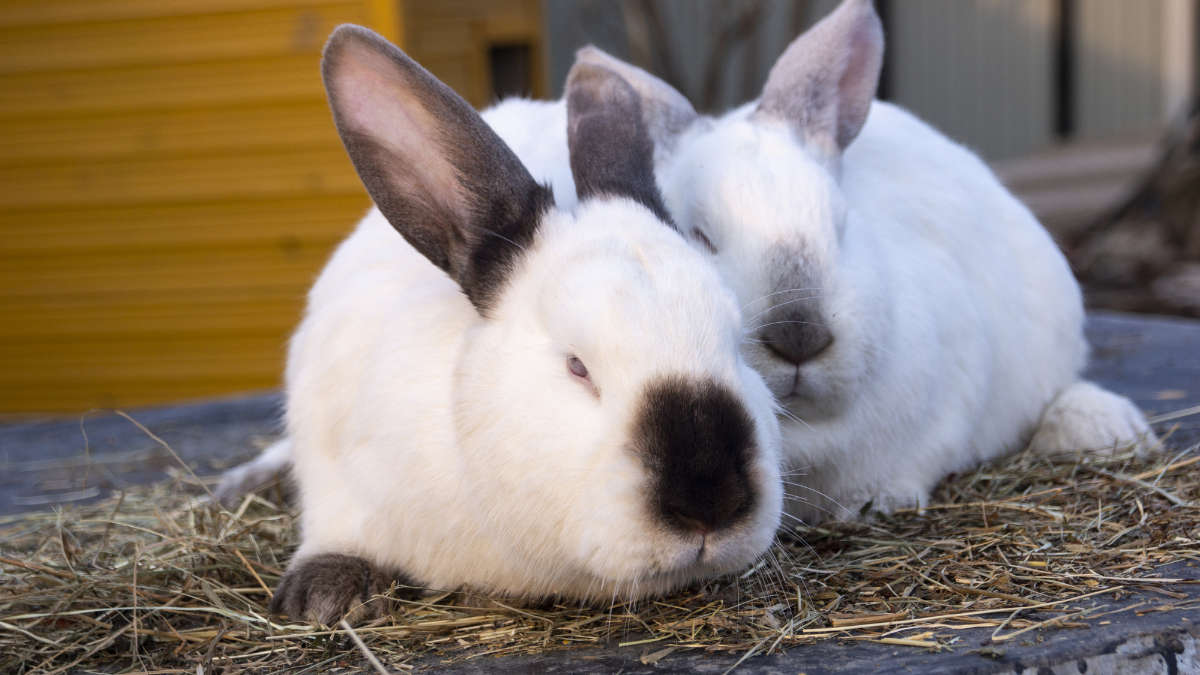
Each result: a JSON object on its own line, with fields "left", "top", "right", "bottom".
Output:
{"left": 1, "top": 311, "right": 1197, "bottom": 673}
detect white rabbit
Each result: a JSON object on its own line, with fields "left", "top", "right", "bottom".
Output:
{"left": 567, "top": 0, "right": 1156, "bottom": 523}
{"left": 479, "top": 0, "right": 1155, "bottom": 524}
{"left": 221, "top": 0, "right": 1154, "bottom": 529}
{"left": 267, "top": 25, "right": 782, "bottom": 624}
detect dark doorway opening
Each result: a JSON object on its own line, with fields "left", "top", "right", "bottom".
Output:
{"left": 489, "top": 43, "right": 533, "bottom": 100}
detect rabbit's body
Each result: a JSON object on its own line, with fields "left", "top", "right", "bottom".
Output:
{"left": 266, "top": 26, "right": 784, "bottom": 622}
{"left": 720, "top": 100, "right": 1088, "bottom": 518}
{"left": 288, "top": 204, "right": 782, "bottom": 601}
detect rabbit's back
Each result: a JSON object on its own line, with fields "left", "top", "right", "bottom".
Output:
{"left": 846, "top": 100, "right": 1085, "bottom": 413}
{"left": 783, "top": 101, "right": 1088, "bottom": 513}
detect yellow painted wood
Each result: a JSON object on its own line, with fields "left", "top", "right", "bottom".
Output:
{"left": 0, "top": 1, "right": 383, "bottom": 414}
{"left": 0, "top": 0, "right": 354, "bottom": 27}
{"left": 0, "top": 55, "right": 324, "bottom": 117}
{"left": 0, "top": 0, "right": 546, "bottom": 414}
{"left": 404, "top": 0, "right": 544, "bottom": 106}
{"left": 370, "top": 0, "right": 401, "bottom": 42}
{"left": 0, "top": 197, "right": 368, "bottom": 254}
{"left": 0, "top": 4, "right": 362, "bottom": 74}
{"left": 0, "top": 148, "right": 364, "bottom": 209}
{"left": 1, "top": 243, "right": 337, "bottom": 297}
{"left": 0, "top": 104, "right": 344, "bottom": 165}
{"left": 1, "top": 292, "right": 304, "bottom": 338}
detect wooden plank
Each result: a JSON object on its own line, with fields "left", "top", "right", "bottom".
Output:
{"left": 0, "top": 241, "right": 339, "bottom": 298}
{"left": 0, "top": 147, "right": 365, "bottom": 210}
{"left": 0, "top": 0, "right": 357, "bottom": 28}
{"left": 0, "top": 196, "right": 368, "bottom": 254}
{"left": 0, "top": 3, "right": 362, "bottom": 74}
{"left": 0, "top": 351, "right": 286, "bottom": 382}
{"left": 0, "top": 374, "right": 284, "bottom": 413}
{"left": 0, "top": 291, "right": 307, "bottom": 338}
{"left": 0, "top": 383, "right": 276, "bottom": 414}
{"left": 0, "top": 103, "right": 342, "bottom": 165}
{"left": 0, "top": 54, "right": 324, "bottom": 117}
{"left": 404, "top": 0, "right": 539, "bottom": 23}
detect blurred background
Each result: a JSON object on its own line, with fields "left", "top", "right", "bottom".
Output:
{"left": 0, "top": 0, "right": 1196, "bottom": 414}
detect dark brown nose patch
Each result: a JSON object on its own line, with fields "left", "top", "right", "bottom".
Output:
{"left": 633, "top": 376, "right": 757, "bottom": 535}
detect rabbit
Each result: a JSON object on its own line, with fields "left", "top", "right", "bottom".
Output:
{"left": 220, "top": 0, "right": 1155, "bottom": 528}
{"left": 265, "top": 25, "right": 783, "bottom": 625}
{"left": 564, "top": 0, "right": 1156, "bottom": 523}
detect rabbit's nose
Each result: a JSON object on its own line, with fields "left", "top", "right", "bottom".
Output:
{"left": 760, "top": 309, "right": 833, "bottom": 366}
{"left": 660, "top": 474, "right": 752, "bottom": 535}
{"left": 633, "top": 376, "right": 759, "bottom": 537}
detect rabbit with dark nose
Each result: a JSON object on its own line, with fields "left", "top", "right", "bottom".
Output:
{"left": 267, "top": 26, "right": 783, "bottom": 624}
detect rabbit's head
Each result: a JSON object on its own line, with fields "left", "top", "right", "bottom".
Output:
{"left": 322, "top": 26, "right": 782, "bottom": 599}
{"left": 571, "top": 0, "right": 884, "bottom": 421}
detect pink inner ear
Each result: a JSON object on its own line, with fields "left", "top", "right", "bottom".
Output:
{"left": 834, "top": 11, "right": 883, "bottom": 149}
{"left": 331, "top": 42, "right": 468, "bottom": 222}
{"left": 754, "top": 0, "right": 883, "bottom": 155}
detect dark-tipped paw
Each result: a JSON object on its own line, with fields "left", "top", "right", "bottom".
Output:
{"left": 270, "top": 553, "right": 406, "bottom": 625}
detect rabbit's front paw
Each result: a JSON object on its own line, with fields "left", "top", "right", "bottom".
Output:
{"left": 1029, "top": 381, "right": 1158, "bottom": 456}
{"left": 271, "top": 553, "right": 406, "bottom": 625}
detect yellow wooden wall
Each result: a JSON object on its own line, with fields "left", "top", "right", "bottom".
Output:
{"left": 405, "top": 0, "right": 545, "bottom": 107}
{"left": 0, "top": 0, "right": 545, "bottom": 414}
{"left": 0, "top": 0, "right": 394, "bottom": 413}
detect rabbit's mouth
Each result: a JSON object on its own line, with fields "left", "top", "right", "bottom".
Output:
{"left": 766, "top": 357, "right": 847, "bottom": 422}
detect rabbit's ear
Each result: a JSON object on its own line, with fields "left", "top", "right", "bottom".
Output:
{"left": 566, "top": 62, "right": 673, "bottom": 225}
{"left": 322, "top": 25, "right": 553, "bottom": 313}
{"left": 755, "top": 0, "right": 883, "bottom": 157}
{"left": 572, "top": 46, "right": 698, "bottom": 161}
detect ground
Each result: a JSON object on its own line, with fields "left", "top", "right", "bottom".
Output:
{"left": 1, "top": 311, "right": 1197, "bottom": 673}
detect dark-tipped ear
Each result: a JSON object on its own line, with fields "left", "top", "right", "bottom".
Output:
{"left": 566, "top": 61, "right": 673, "bottom": 225}
{"left": 321, "top": 24, "right": 553, "bottom": 313}
{"left": 755, "top": 0, "right": 883, "bottom": 158}
{"left": 573, "top": 46, "right": 698, "bottom": 162}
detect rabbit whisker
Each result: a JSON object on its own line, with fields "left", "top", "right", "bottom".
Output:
{"left": 781, "top": 491, "right": 844, "bottom": 521}
{"left": 742, "top": 286, "right": 825, "bottom": 310}
{"left": 750, "top": 319, "right": 829, "bottom": 332}
{"left": 744, "top": 295, "right": 824, "bottom": 324}
{"left": 782, "top": 482, "right": 853, "bottom": 518}
{"left": 776, "top": 406, "right": 815, "bottom": 432}
{"left": 464, "top": 222, "right": 528, "bottom": 253}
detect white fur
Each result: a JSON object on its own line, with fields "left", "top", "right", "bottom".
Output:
{"left": 1028, "top": 381, "right": 1159, "bottom": 457}
{"left": 266, "top": 26, "right": 786, "bottom": 605}
{"left": 285, "top": 199, "right": 781, "bottom": 601}
{"left": 224, "top": 1, "right": 1155, "bottom": 533}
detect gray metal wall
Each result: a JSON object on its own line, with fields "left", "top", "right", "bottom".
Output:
{"left": 544, "top": 0, "right": 835, "bottom": 113}
{"left": 886, "top": 0, "right": 1057, "bottom": 159}
{"left": 543, "top": 0, "right": 1192, "bottom": 159}
{"left": 1075, "top": 0, "right": 1168, "bottom": 139}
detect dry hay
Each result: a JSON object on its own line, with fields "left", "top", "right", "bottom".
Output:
{"left": 2, "top": 431, "right": 1198, "bottom": 673}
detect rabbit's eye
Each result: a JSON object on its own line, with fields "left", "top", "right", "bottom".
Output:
{"left": 690, "top": 228, "right": 717, "bottom": 254}
{"left": 567, "top": 355, "right": 589, "bottom": 380}
{"left": 567, "top": 355, "right": 599, "bottom": 397}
